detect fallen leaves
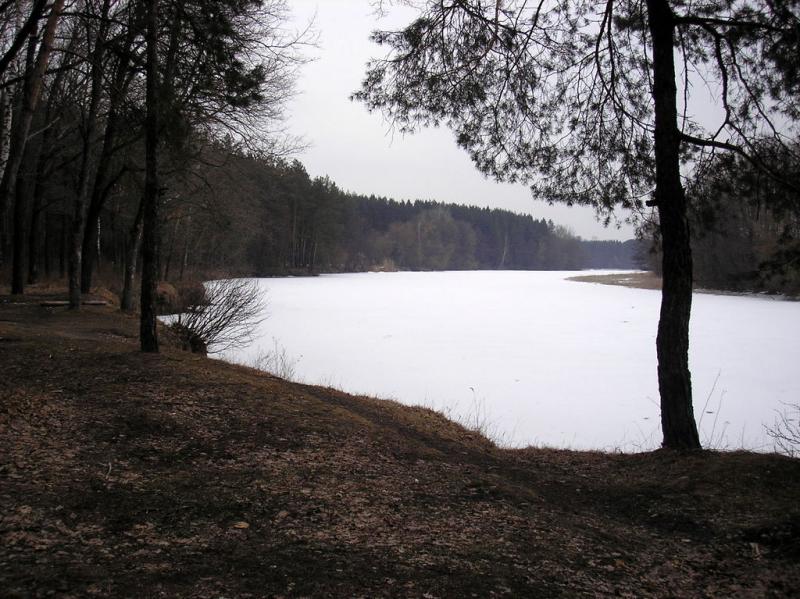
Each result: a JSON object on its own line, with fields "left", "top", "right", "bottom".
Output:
{"left": 2, "top": 297, "right": 800, "bottom": 597}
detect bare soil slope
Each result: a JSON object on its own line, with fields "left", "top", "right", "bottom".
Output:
{"left": 1, "top": 290, "right": 798, "bottom": 597}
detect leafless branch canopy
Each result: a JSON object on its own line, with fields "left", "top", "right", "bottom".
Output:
{"left": 170, "top": 278, "right": 266, "bottom": 355}
{"left": 766, "top": 403, "right": 800, "bottom": 457}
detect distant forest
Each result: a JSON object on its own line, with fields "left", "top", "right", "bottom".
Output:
{"left": 47, "top": 146, "right": 645, "bottom": 286}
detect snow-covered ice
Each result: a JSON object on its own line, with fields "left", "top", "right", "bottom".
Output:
{"left": 220, "top": 271, "right": 800, "bottom": 452}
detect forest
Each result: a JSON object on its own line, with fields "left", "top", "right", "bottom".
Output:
{"left": 88, "top": 149, "right": 646, "bottom": 278}
{"left": 0, "top": 0, "right": 308, "bottom": 315}
{"left": 685, "top": 146, "right": 800, "bottom": 295}
{"left": 1, "top": 0, "right": 796, "bottom": 320}
{"left": 0, "top": 0, "right": 644, "bottom": 301}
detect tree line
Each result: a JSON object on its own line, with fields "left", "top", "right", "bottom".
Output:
{"left": 0, "top": 0, "right": 306, "bottom": 349}
{"left": 56, "top": 141, "right": 648, "bottom": 280}
{"left": 0, "top": 0, "right": 643, "bottom": 310}
{"left": 203, "top": 153, "right": 645, "bottom": 275}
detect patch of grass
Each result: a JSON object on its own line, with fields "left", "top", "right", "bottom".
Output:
{"left": 568, "top": 271, "right": 662, "bottom": 290}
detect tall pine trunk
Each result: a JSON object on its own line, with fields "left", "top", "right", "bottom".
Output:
{"left": 139, "top": 0, "right": 160, "bottom": 352}
{"left": 646, "top": 0, "right": 701, "bottom": 450}
{"left": 121, "top": 196, "right": 144, "bottom": 313}
{"left": 27, "top": 174, "right": 45, "bottom": 284}
{"left": 11, "top": 158, "right": 31, "bottom": 293}
{"left": 0, "top": 89, "right": 10, "bottom": 266}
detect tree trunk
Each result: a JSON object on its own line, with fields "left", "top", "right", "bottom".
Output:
{"left": 81, "top": 186, "right": 113, "bottom": 293}
{"left": 163, "top": 216, "right": 180, "bottom": 281}
{"left": 179, "top": 215, "right": 191, "bottom": 280}
{"left": 0, "top": 0, "right": 48, "bottom": 82}
{"left": 43, "top": 212, "right": 51, "bottom": 278}
{"left": 28, "top": 112, "right": 58, "bottom": 286}
{"left": 140, "top": 0, "right": 160, "bottom": 352}
{"left": 81, "top": 164, "right": 131, "bottom": 292}
{"left": 121, "top": 197, "right": 144, "bottom": 313}
{"left": 26, "top": 21, "right": 77, "bottom": 285}
{"left": 68, "top": 0, "right": 111, "bottom": 308}
{"left": 646, "top": 0, "right": 701, "bottom": 450}
{"left": 0, "top": 89, "right": 10, "bottom": 265}
{"left": 27, "top": 179, "right": 44, "bottom": 285}
{"left": 59, "top": 211, "right": 67, "bottom": 278}
{"left": 2, "top": 28, "right": 38, "bottom": 291}
{"left": 80, "top": 13, "right": 135, "bottom": 293}
{"left": 0, "top": 0, "right": 65, "bottom": 290}
{"left": 80, "top": 205, "right": 101, "bottom": 293}
{"left": 0, "top": 90, "right": 10, "bottom": 169}
{"left": 27, "top": 132, "right": 50, "bottom": 286}
{"left": 11, "top": 162, "right": 30, "bottom": 293}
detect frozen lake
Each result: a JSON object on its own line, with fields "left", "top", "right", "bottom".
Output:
{"left": 220, "top": 271, "right": 800, "bottom": 452}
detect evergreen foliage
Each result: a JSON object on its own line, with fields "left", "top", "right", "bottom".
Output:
{"left": 688, "top": 143, "right": 800, "bottom": 295}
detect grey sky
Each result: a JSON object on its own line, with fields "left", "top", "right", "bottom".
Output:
{"left": 286, "top": 0, "right": 637, "bottom": 241}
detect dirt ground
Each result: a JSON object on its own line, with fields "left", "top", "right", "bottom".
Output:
{"left": 1, "top": 288, "right": 799, "bottom": 597}
{"left": 567, "top": 272, "right": 663, "bottom": 290}
{"left": 568, "top": 271, "right": 800, "bottom": 301}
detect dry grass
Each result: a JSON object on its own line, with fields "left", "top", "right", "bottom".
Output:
{"left": 567, "top": 271, "right": 663, "bottom": 290}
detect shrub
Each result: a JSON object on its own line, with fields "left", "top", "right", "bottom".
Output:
{"left": 766, "top": 404, "right": 800, "bottom": 457}
{"left": 177, "top": 280, "right": 208, "bottom": 310}
{"left": 169, "top": 279, "right": 266, "bottom": 355}
{"left": 156, "top": 282, "right": 179, "bottom": 314}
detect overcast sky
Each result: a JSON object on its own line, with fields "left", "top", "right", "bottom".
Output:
{"left": 285, "top": 0, "right": 637, "bottom": 241}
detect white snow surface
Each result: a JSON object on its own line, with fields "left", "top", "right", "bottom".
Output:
{"left": 219, "top": 271, "right": 800, "bottom": 452}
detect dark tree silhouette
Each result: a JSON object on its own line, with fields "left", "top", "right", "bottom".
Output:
{"left": 137, "top": 0, "right": 308, "bottom": 352}
{"left": 0, "top": 0, "right": 65, "bottom": 293}
{"left": 687, "top": 141, "right": 800, "bottom": 293}
{"left": 140, "top": 0, "right": 160, "bottom": 352}
{"left": 355, "top": 0, "right": 800, "bottom": 449}
{"left": 0, "top": 0, "right": 48, "bottom": 83}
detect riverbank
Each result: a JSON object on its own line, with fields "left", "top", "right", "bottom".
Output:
{"left": 569, "top": 271, "right": 800, "bottom": 300}
{"left": 567, "top": 271, "right": 663, "bottom": 290}
{"left": 2, "top": 288, "right": 799, "bottom": 597}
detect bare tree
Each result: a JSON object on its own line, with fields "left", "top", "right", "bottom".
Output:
{"left": 168, "top": 278, "right": 265, "bottom": 355}
{"left": 67, "top": 0, "right": 116, "bottom": 309}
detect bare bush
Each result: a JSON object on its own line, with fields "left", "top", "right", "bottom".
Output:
{"left": 766, "top": 404, "right": 800, "bottom": 458}
{"left": 249, "top": 338, "right": 300, "bottom": 381}
{"left": 169, "top": 279, "right": 266, "bottom": 355}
